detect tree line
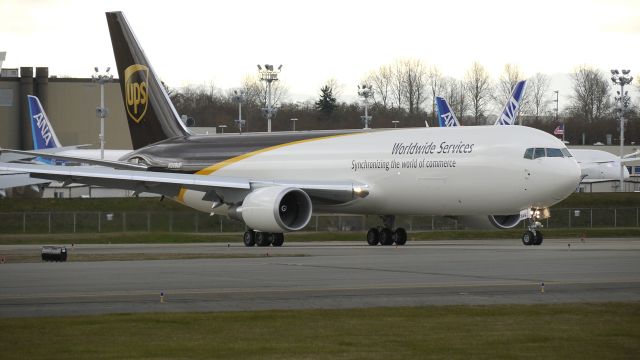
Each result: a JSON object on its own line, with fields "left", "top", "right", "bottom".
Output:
{"left": 168, "top": 62, "right": 639, "bottom": 146}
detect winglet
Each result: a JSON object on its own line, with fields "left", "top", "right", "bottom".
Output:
{"left": 495, "top": 80, "right": 527, "bottom": 125}
{"left": 27, "top": 95, "right": 62, "bottom": 150}
{"left": 435, "top": 96, "right": 460, "bottom": 127}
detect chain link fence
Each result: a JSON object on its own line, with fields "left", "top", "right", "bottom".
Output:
{"left": 0, "top": 208, "right": 638, "bottom": 234}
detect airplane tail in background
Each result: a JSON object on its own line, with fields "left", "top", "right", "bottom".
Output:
{"left": 494, "top": 80, "right": 527, "bottom": 126}
{"left": 106, "top": 11, "right": 189, "bottom": 150}
{"left": 28, "top": 95, "right": 62, "bottom": 150}
{"left": 435, "top": 96, "right": 460, "bottom": 127}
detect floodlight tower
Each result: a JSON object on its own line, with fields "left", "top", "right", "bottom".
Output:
{"left": 92, "top": 67, "right": 113, "bottom": 160}
{"left": 553, "top": 90, "right": 563, "bottom": 142}
{"left": 610, "top": 69, "right": 634, "bottom": 192}
{"left": 358, "top": 84, "right": 373, "bottom": 129}
{"left": 257, "top": 64, "right": 282, "bottom": 132}
{"left": 232, "top": 89, "right": 245, "bottom": 133}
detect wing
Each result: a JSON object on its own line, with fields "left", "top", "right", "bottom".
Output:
{"left": 0, "top": 171, "right": 51, "bottom": 189}
{"left": 0, "top": 149, "right": 145, "bottom": 170}
{"left": 0, "top": 163, "right": 367, "bottom": 204}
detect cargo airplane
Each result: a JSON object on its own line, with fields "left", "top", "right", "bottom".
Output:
{"left": 0, "top": 12, "right": 581, "bottom": 247}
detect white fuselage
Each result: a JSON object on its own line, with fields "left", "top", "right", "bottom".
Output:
{"left": 180, "top": 126, "right": 581, "bottom": 217}
{"left": 570, "top": 149, "right": 629, "bottom": 182}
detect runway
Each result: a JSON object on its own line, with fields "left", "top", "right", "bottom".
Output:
{"left": 1, "top": 238, "right": 639, "bottom": 317}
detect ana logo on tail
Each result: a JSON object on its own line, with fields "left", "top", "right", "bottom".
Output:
{"left": 27, "top": 95, "right": 60, "bottom": 150}
{"left": 435, "top": 97, "right": 460, "bottom": 127}
{"left": 124, "top": 64, "right": 149, "bottom": 123}
{"left": 495, "top": 80, "right": 527, "bottom": 126}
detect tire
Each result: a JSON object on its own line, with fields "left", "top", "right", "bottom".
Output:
{"left": 256, "top": 232, "right": 273, "bottom": 247}
{"left": 522, "top": 231, "right": 535, "bottom": 246}
{"left": 379, "top": 228, "right": 394, "bottom": 246}
{"left": 366, "top": 228, "right": 379, "bottom": 246}
{"left": 272, "top": 233, "right": 284, "bottom": 247}
{"left": 534, "top": 231, "right": 543, "bottom": 245}
{"left": 394, "top": 228, "right": 407, "bottom": 245}
{"left": 243, "top": 231, "right": 255, "bottom": 247}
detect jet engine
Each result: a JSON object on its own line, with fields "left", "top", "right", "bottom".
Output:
{"left": 230, "top": 186, "right": 312, "bottom": 233}
{"left": 457, "top": 214, "right": 522, "bottom": 230}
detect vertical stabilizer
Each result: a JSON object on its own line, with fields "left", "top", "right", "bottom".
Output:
{"left": 494, "top": 80, "right": 527, "bottom": 126}
{"left": 106, "top": 11, "right": 189, "bottom": 149}
{"left": 435, "top": 96, "right": 460, "bottom": 127}
{"left": 28, "top": 95, "right": 62, "bottom": 150}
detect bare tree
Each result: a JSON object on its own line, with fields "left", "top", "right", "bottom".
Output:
{"left": 464, "top": 62, "right": 492, "bottom": 125}
{"left": 528, "top": 73, "right": 551, "bottom": 122}
{"left": 569, "top": 66, "right": 612, "bottom": 123}
{"left": 403, "top": 59, "right": 428, "bottom": 114}
{"left": 390, "top": 60, "right": 406, "bottom": 109}
{"left": 442, "top": 77, "right": 468, "bottom": 122}
{"left": 241, "top": 75, "right": 288, "bottom": 108}
{"left": 568, "top": 66, "right": 612, "bottom": 144}
{"left": 427, "top": 65, "right": 445, "bottom": 120}
{"left": 366, "top": 65, "right": 393, "bottom": 109}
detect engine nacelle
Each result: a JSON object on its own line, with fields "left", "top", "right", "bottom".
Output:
{"left": 232, "top": 186, "right": 312, "bottom": 233}
{"left": 458, "top": 214, "right": 522, "bottom": 230}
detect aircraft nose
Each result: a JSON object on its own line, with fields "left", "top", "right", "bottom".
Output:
{"left": 553, "top": 159, "right": 582, "bottom": 200}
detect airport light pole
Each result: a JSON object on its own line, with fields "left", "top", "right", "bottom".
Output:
{"left": 92, "top": 67, "right": 113, "bottom": 160}
{"left": 232, "top": 90, "right": 245, "bottom": 133}
{"left": 257, "top": 64, "right": 282, "bottom": 132}
{"left": 553, "top": 90, "right": 563, "bottom": 143}
{"left": 358, "top": 84, "right": 373, "bottom": 129}
{"left": 610, "top": 69, "right": 633, "bottom": 192}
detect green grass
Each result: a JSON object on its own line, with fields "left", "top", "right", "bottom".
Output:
{"left": 0, "top": 303, "right": 638, "bottom": 359}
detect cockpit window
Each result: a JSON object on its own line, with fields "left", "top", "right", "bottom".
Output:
{"left": 533, "top": 148, "right": 546, "bottom": 159}
{"left": 546, "top": 148, "right": 564, "bottom": 157}
{"left": 524, "top": 147, "right": 572, "bottom": 159}
{"left": 524, "top": 148, "right": 534, "bottom": 159}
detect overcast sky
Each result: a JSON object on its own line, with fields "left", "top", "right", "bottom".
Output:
{"left": 2, "top": 0, "right": 639, "bottom": 105}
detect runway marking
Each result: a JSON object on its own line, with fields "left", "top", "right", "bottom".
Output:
{"left": 1, "top": 279, "right": 639, "bottom": 301}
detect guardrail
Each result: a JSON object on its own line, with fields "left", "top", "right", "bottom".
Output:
{"left": 0, "top": 208, "right": 638, "bottom": 234}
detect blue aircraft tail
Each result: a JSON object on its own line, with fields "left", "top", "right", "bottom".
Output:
{"left": 28, "top": 95, "right": 62, "bottom": 150}
{"left": 494, "top": 80, "right": 527, "bottom": 125}
{"left": 435, "top": 96, "right": 460, "bottom": 127}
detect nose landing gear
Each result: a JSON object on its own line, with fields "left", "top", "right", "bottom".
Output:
{"left": 522, "top": 209, "right": 545, "bottom": 246}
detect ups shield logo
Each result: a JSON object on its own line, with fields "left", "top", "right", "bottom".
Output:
{"left": 124, "top": 64, "right": 149, "bottom": 123}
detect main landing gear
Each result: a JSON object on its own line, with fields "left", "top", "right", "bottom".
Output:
{"left": 243, "top": 230, "right": 284, "bottom": 247}
{"left": 522, "top": 219, "right": 543, "bottom": 246}
{"left": 366, "top": 215, "right": 407, "bottom": 246}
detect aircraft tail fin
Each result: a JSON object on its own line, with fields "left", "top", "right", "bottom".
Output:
{"left": 494, "top": 80, "right": 527, "bottom": 126}
{"left": 435, "top": 96, "right": 460, "bottom": 127}
{"left": 27, "top": 95, "right": 62, "bottom": 150}
{"left": 106, "top": 11, "right": 189, "bottom": 150}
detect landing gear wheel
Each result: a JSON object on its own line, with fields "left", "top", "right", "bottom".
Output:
{"left": 379, "top": 228, "right": 394, "bottom": 246}
{"left": 272, "top": 233, "right": 284, "bottom": 247}
{"left": 366, "top": 228, "right": 380, "bottom": 246}
{"left": 534, "top": 231, "right": 543, "bottom": 246}
{"left": 393, "top": 228, "right": 407, "bottom": 245}
{"left": 256, "top": 232, "right": 273, "bottom": 247}
{"left": 522, "top": 231, "right": 535, "bottom": 246}
{"left": 243, "top": 231, "right": 256, "bottom": 247}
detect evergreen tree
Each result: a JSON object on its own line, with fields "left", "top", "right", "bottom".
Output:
{"left": 315, "top": 85, "right": 337, "bottom": 115}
